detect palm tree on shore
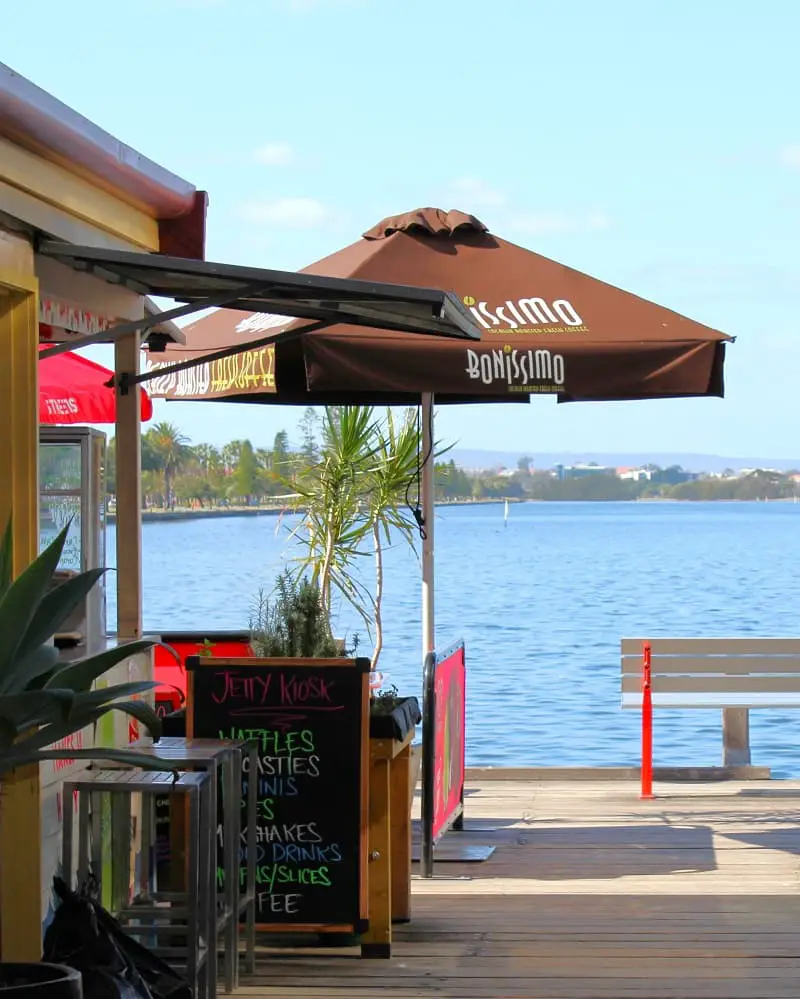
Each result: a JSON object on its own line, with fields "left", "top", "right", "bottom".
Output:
{"left": 221, "top": 441, "right": 243, "bottom": 475}
{"left": 193, "top": 442, "right": 222, "bottom": 474}
{"left": 147, "top": 422, "right": 190, "bottom": 507}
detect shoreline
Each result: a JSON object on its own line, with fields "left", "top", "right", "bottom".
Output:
{"left": 107, "top": 497, "right": 516, "bottom": 523}
{"left": 106, "top": 495, "right": 800, "bottom": 523}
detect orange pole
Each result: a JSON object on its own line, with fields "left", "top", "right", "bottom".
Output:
{"left": 641, "top": 641, "right": 654, "bottom": 800}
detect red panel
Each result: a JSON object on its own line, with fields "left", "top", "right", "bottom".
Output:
{"left": 154, "top": 637, "right": 254, "bottom": 712}
{"left": 158, "top": 191, "right": 208, "bottom": 260}
{"left": 431, "top": 644, "right": 466, "bottom": 841}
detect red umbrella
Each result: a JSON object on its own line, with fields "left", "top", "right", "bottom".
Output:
{"left": 38, "top": 344, "right": 153, "bottom": 424}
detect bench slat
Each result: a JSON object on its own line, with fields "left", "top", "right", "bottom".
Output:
{"left": 621, "top": 674, "right": 800, "bottom": 694}
{"left": 621, "top": 691, "right": 800, "bottom": 708}
{"left": 621, "top": 655, "right": 800, "bottom": 675}
{"left": 621, "top": 637, "right": 800, "bottom": 655}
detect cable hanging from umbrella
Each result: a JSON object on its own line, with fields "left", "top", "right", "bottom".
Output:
{"left": 404, "top": 402, "right": 432, "bottom": 542}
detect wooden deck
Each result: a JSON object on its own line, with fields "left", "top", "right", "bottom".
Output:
{"left": 243, "top": 778, "right": 800, "bottom": 997}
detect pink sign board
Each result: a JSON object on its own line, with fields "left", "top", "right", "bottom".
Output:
{"left": 432, "top": 642, "right": 466, "bottom": 842}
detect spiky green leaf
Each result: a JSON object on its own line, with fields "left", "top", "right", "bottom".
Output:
{"left": 95, "top": 698, "right": 162, "bottom": 740}
{"left": 0, "top": 523, "right": 71, "bottom": 693}
{"left": 0, "top": 716, "right": 17, "bottom": 750}
{"left": 45, "top": 639, "right": 174, "bottom": 693}
{"left": 0, "top": 520, "right": 12, "bottom": 601}
{"left": 10, "top": 698, "right": 162, "bottom": 757}
{"left": 13, "top": 568, "right": 106, "bottom": 671}
{"left": 0, "top": 747, "right": 178, "bottom": 777}
{"left": 73, "top": 681, "right": 158, "bottom": 712}
{"left": 0, "top": 689, "right": 75, "bottom": 732}
{"left": 9, "top": 644, "right": 61, "bottom": 693}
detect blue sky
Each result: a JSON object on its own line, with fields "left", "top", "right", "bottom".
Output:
{"left": 9, "top": 0, "right": 800, "bottom": 458}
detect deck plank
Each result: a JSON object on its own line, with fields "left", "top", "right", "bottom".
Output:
{"left": 245, "top": 778, "right": 800, "bottom": 998}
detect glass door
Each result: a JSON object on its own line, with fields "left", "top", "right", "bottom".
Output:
{"left": 39, "top": 439, "right": 84, "bottom": 570}
{"left": 39, "top": 428, "right": 107, "bottom": 652}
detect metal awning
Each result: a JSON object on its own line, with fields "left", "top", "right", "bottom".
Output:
{"left": 144, "top": 298, "right": 185, "bottom": 345}
{"left": 36, "top": 241, "right": 480, "bottom": 360}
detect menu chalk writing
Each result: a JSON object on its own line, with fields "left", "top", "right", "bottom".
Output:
{"left": 187, "top": 656, "right": 369, "bottom": 931}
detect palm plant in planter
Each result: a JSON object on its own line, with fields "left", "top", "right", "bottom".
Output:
{"left": 289, "top": 406, "right": 376, "bottom": 635}
{"left": 288, "top": 406, "right": 429, "bottom": 741}
{"left": 0, "top": 520, "right": 167, "bottom": 981}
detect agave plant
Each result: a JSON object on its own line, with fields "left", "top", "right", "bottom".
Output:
{"left": 0, "top": 519, "right": 169, "bottom": 776}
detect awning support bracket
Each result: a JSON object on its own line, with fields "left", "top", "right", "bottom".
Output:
{"left": 114, "top": 319, "right": 334, "bottom": 390}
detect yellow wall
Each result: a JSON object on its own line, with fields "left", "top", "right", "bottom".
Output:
{"left": 0, "top": 127, "right": 161, "bottom": 955}
{"left": 0, "top": 228, "right": 42, "bottom": 960}
{"left": 0, "top": 137, "right": 159, "bottom": 251}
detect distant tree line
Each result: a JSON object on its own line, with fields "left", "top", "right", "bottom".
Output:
{"left": 106, "top": 409, "right": 321, "bottom": 509}
{"left": 104, "top": 417, "right": 800, "bottom": 508}
{"left": 434, "top": 460, "right": 800, "bottom": 503}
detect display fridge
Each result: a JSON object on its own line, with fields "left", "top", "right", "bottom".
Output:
{"left": 39, "top": 427, "right": 107, "bottom": 655}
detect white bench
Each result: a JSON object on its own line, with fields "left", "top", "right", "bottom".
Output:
{"left": 621, "top": 638, "right": 800, "bottom": 767}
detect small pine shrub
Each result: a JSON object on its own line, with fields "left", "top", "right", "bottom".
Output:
{"left": 249, "top": 571, "right": 339, "bottom": 658}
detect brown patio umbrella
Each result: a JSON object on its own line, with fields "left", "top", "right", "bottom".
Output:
{"left": 141, "top": 207, "right": 733, "bottom": 664}
{"left": 145, "top": 207, "right": 731, "bottom": 404}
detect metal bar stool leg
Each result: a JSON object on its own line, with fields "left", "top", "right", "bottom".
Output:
{"left": 77, "top": 786, "right": 91, "bottom": 886}
{"left": 111, "top": 792, "right": 132, "bottom": 914}
{"left": 232, "top": 750, "right": 243, "bottom": 985}
{"left": 223, "top": 751, "right": 239, "bottom": 992}
{"left": 141, "top": 790, "right": 155, "bottom": 897}
{"left": 91, "top": 790, "right": 103, "bottom": 889}
{"left": 62, "top": 782, "right": 75, "bottom": 889}
{"left": 245, "top": 742, "right": 258, "bottom": 974}
{"left": 186, "top": 788, "right": 201, "bottom": 999}
{"left": 204, "top": 763, "right": 218, "bottom": 999}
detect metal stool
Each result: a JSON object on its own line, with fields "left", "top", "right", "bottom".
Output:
{"left": 128, "top": 737, "right": 258, "bottom": 989}
{"left": 62, "top": 770, "right": 214, "bottom": 999}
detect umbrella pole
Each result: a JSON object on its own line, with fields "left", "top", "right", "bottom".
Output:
{"left": 421, "top": 392, "right": 435, "bottom": 659}
{"left": 420, "top": 392, "right": 436, "bottom": 877}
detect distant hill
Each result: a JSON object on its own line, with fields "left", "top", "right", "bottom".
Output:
{"left": 448, "top": 450, "right": 800, "bottom": 474}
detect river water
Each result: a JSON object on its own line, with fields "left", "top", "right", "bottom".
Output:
{"left": 106, "top": 501, "right": 800, "bottom": 776}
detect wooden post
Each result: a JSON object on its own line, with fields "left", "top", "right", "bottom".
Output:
{"left": 0, "top": 231, "right": 44, "bottom": 960}
{"left": 722, "top": 708, "right": 751, "bottom": 767}
{"left": 362, "top": 756, "right": 391, "bottom": 958}
{"left": 390, "top": 744, "right": 412, "bottom": 923}
{"left": 114, "top": 332, "right": 143, "bottom": 640}
{"left": 112, "top": 332, "right": 144, "bottom": 910}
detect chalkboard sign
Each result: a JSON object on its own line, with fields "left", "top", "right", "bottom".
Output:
{"left": 186, "top": 656, "right": 370, "bottom": 934}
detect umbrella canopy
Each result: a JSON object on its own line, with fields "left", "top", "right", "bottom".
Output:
{"left": 145, "top": 207, "right": 731, "bottom": 404}
{"left": 139, "top": 207, "right": 733, "bottom": 674}
{"left": 39, "top": 345, "right": 153, "bottom": 424}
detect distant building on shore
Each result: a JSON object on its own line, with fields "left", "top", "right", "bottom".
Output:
{"left": 616, "top": 466, "right": 653, "bottom": 482}
{"left": 555, "top": 463, "right": 615, "bottom": 480}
